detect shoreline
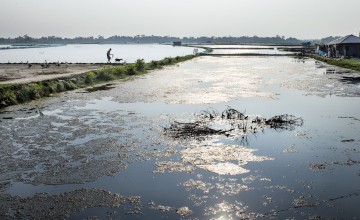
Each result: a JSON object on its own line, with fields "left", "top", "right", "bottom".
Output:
{"left": 0, "top": 55, "right": 197, "bottom": 109}
{"left": 1, "top": 53, "right": 359, "bottom": 110}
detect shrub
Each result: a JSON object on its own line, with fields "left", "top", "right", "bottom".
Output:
{"left": 0, "top": 90, "right": 17, "bottom": 107}
{"left": 135, "top": 59, "right": 146, "bottom": 72}
{"left": 85, "top": 71, "right": 96, "bottom": 84}
{"left": 96, "top": 67, "right": 115, "bottom": 81}
{"left": 56, "top": 81, "right": 65, "bottom": 92}
{"left": 149, "top": 60, "right": 159, "bottom": 69}
{"left": 126, "top": 64, "right": 137, "bottom": 75}
{"left": 28, "top": 84, "right": 43, "bottom": 99}
{"left": 63, "top": 81, "right": 77, "bottom": 90}
{"left": 112, "top": 66, "right": 126, "bottom": 77}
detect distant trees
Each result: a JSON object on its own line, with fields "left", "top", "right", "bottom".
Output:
{"left": 0, "top": 35, "right": 339, "bottom": 45}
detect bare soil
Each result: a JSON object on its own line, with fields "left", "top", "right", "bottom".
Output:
{"left": 0, "top": 63, "right": 103, "bottom": 84}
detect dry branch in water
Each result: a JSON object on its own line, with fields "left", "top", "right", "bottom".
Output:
{"left": 164, "top": 121, "right": 234, "bottom": 138}
{"left": 164, "top": 108, "right": 303, "bottom": 139}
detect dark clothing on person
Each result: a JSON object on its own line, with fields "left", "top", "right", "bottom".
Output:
{"left": 107, "top": 48, "right": 112, "bottom": 63}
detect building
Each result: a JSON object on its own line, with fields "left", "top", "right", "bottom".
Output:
{"left": 172, "top": 41, "right": 182, "bottom": 46}
{"left": 327, "top": 34, "right": 360, "bottom": 58}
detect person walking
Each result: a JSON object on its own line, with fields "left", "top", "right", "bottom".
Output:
{"left": 107, "top": 48, "right": 113, "bottom": 63}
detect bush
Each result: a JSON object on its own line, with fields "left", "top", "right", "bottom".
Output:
{"left": 63, "top": 81, "right": 77, "bottom": 90}
{"left": 149, "top": 60, "right": 159, "bottom": 69}
{"left": 96, "top": 67, "right": 115, "bottom": 81}
{"left": 85, "top": 71, "right": 96, "bottom": 84}
{"left": 28, "top": 84, "right": 43, "bottom": 99}
{"left": 112, "top": 66, "right": 126, "bottom": 77}
{"left": 56, "top": 81, "right": 65, "bottom": 92}
{"left": 0, "top": 89, "right": 17, "bottom": 107}
{"left": 135, "top": 59, "right": 146, "bottom": 72}
{"left": 126, "top": 64, "right": 137, "bottom": 75}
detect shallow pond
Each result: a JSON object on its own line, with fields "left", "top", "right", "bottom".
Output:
{"left": 0, "top": 56, "right": 360, "bottom": 219}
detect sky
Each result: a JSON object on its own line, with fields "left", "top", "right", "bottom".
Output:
{"left": 1, "top": 0, "right": 360, "bottom": 39}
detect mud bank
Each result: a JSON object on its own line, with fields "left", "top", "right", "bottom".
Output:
{"left": 0, "top": 55, "right": 197, "bottom": 109}
{"left": 309, "top": 55, "right": 360, "bottom": 73}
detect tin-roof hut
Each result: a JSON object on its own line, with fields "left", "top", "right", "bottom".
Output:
{"left": 327, "top": 35, "right": 360, "bottom": 58}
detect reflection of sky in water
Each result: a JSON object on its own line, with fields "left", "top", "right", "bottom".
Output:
{"left": 0, "top": 44, "right": 202, "bottom": 63}
{"left": 1, "top": 56, "right": 360, "bottom": 219}
{"left": 210, "top": 48, "right": 292, "bottom": 55}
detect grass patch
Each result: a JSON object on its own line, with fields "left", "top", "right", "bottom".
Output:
{"left": 310, "top": 55, "right": 360, "bottom": 72}
{"left": 0, "top": 54, "right": 198, "bottom": 109}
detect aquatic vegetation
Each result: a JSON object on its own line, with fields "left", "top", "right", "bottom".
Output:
{"left": 176, "top": 207, "right": 193, "bottom": 216}
{"left": 148, "top": 201, "right": 173, "bottom": 212}
{"left": 148, "top": 201, "right": 193, "bottom": 216}
{"left": 0, "top": 188, "right": 140, "bottom": 219}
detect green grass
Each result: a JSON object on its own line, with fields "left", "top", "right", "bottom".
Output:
{"left": 310, "top": 55, "right": 360, "bottom": 72}
{"left": 0, "top": 54, "right": 198, "bottom": 109}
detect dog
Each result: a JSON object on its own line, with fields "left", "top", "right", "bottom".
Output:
{"left": 115, "top": 58, "right": 123, "bottom": 62}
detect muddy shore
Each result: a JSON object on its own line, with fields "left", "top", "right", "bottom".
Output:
{"left": 0, "top": 63, "right": 107, "bottom": 85}
{"left": 0, "top": 55, "right": 197, "bottom": 109}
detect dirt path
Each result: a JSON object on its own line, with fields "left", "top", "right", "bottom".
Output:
{"left": 0, "top": 63, "right": 104, "bottom": 84}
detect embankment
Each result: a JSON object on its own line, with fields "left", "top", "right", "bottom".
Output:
{"left": 309, "top": 55, "right": 360, "bottom": 72}
{"left": 0, "top": 55, "right": 197, "bottom": 109}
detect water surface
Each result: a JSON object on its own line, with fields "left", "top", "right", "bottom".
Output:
{"left": 0, "top": 44, "right": 199, "bottom": 63}
{"left": 0, "top": 56, "right": 359, "bottom": 219}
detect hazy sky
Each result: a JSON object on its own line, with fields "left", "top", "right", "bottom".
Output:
{"left": 1, "top": 0, "right": 359, "bottom": 39}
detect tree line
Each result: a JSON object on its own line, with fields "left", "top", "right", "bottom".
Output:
{"left": 0, "top": 35, "right": 340, "bottom": 45}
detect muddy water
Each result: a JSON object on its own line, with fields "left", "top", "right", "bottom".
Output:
{"left": 1, "top": 56, "right": 360, "bottom": 219}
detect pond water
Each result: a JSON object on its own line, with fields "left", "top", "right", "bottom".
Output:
{"left": 201, "top": 44, "right": 295, "bottom": 55}
{"left": 0, "top": 44, "right": 199, "bottom": 63}
{"left": 1, "top": 56, "right": 360, "bottom": 219}
{"left": 209, "top": 48, "right": 292, "bottom": 55}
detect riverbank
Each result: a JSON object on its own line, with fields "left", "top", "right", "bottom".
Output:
{"left": 309, "top": 55, "right": 360, "bottom": 72}
{"left": 0, "top": 63, "right": 101, "bottom": 84}
{"left": 0, "top": 55, "right": 197, "bottom": 109}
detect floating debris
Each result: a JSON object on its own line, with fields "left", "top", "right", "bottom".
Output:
{"left": 164, "top": 121, "right": 233, "bottom": 138}
{"left": 183, "top": 179, "right": 213, "bottom": 193}
{"left": 180, "top": 143, "right": 274, "bottom": 175}
{"left": 341, "top": 139, "right": 355, "bottom": 143}
{"left": 0, "top": 188, "right": 140, "bottom": 219}
{"left": 293, "top": 198, "right": 320, "bottom": 208}
{"left": 346, "top": 159, "right": 359, "bottom": 166}
{"left": 85, "top": 84, "right": 115, "bottom": 93}
{"left": 153, "top": 161, "right": 195, "bottom": 173}
{"left": 148, "top": 200, "right": 173, "bottom": 212}
{"left": 310, "top": 162, "right": 326, "bottom": 170}
{"left": 164, "top": 108, "right": 303, "bottom": 139}
{"left": 283, "top": 146, "right": 298, "bottom": 153}
{"left": 176, "top": 207, "right": 193, "bottom": 216}
{"left": 264, "top": 114, "right": 303, "bottom": 130}
{"left": 205, "top": 201, "right": 248, "bottom": 219}
{"left": 198, "top": 162, "right": 249, "bottom": 176}
{"left": 295, "top": 131, "right": 307, "bottom": 137}
{"left": 214, "top": 181, "right": 253, "bottom": 195}
{"left": 221, "top": 107, "right": 247, "bottom": 120}
{"left": 148, "top": 201, "right": 192, "bottom": 216}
